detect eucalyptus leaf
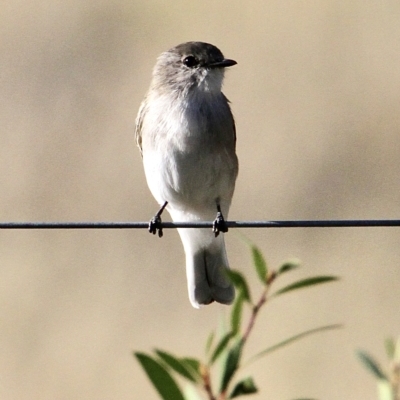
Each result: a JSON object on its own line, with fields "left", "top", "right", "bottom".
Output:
{"left": 210, "top": 332, "right": 235, "bottom": 365}
{"left": 225, "top": 270, "right": 252, "bottom": 303}
{"left": 395, "top": 337, "right": 400, "bottom": 361}
{"left": 134, "top": 352, "right": 185, "bottom": 400}
{"left": 205, "top": 331, "right": 215, "bottom": 355}
{"left": 181, "top": 357, "right": 201, "bottom": 378}
{"left": 247, "top": 324, "right": 342, "bottom": 364}
{"left": 231, "top": 291, "right": 244, "bottom": 335}
{"left": 273, "top": 276, "right": 338, "bottom": 297}
{"left": 384, "top": 337, "right": 395, "bottom": 360}
{"left": 290, "top": 398, "right": 318, "bottom": 400}
{"left": 357, "top": 350, "right": 387, "bottom": 380}
{"left": 155, "top": 349, "right": 198, "bottom": 382}
{"left": 377, "top": 379, "right": 395, "bottom": 400}
{"left": 229, "top": 377, "right": 258, "bottom": 398}
{"left": 251, "top": 245, "right": 268, "bottom": 283}
{"left": 220, "top": 340, "right": 244, "bottom": 392}
{"left": 278, "top": 258, "right": 301, "bottom": 275}
{"left": 184, "top": 384, "right": 204, "bottom": 400}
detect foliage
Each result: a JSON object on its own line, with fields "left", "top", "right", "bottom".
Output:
{"left": 357, "top": 337, "right": 400, "bottom": 400}
{"left": 134, "top": 240, "right": 340, "bottom": 399}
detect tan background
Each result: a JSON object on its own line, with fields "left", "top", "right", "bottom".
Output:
{"left": 1, "top": 1, "right": 400, "bottom": 399}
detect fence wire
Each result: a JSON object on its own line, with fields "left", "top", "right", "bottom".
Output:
{"left": 0, "top": 220, "right": 399, "bottom": 229}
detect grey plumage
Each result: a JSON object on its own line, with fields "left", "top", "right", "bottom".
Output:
{"left": 135, "top": 42, "right": 238, "bottom": 308}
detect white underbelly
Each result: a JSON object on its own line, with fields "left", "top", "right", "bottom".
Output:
{"left": 143, "top": 146, "right": 236, "bottom": 215}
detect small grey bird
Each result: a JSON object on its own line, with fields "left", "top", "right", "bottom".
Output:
{"left": 135, "top": 42, "right": 238, "bottom": 308}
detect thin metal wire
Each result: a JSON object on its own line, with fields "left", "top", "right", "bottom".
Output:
{"left": 0, "top": 220, "right": 399, "bottom": 229}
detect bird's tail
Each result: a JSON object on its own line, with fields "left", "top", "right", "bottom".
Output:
{"left": 177, "top": 228, "right": 235, "bottom": 308}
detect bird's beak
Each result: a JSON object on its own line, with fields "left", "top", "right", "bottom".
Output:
{"left": 208, "top": 59, "right": 237, "bottom": 69}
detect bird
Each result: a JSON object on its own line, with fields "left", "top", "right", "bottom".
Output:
{"left": 135, "top": 41, "right": 238, "bottom": 308}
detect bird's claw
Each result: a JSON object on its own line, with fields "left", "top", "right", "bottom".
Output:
{"left": 213, "top": 210, "right": 228, "bottom": 237}
{"left": 148, "top": 201, "right": 168, "bottom": 238}
{"left": 149, "top": 215, "right": 163, "bottom": 238}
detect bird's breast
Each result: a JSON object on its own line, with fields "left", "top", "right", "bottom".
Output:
{"left": 142, "top": 93, "right": 237, "bottom": 212}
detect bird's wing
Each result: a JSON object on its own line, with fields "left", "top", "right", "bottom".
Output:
{"left": 134, "top": 98, "right": 147, "bottom": 157}
{"left": 232, "top": 115, "right": 237, "bottom": 146}
{"left": 223, "top": 94, "right": 237, "bottom": 146}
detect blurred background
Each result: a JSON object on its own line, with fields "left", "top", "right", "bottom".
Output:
{"left": 1, "top": 0, "right": 399, "bottom": 399}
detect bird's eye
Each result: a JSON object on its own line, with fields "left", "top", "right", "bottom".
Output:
{"left": 183, "top": 55, "right": 199, "bottom": 68}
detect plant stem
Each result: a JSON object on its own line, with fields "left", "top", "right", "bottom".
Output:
{"left": 202, "top": 365, "right": 216, "bottom": 400}
{"left": 242, "top": 288, "right": 267, "bottom": 343}
{"left": 242, "top": 271, "right": 275, "bottom": 343}
{"left": 392, "top": 360, "right": 400, "bottom": 400}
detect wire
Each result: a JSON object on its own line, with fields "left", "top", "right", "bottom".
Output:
{"left": 0, "top": 220, "right": 399, "bottom": 229}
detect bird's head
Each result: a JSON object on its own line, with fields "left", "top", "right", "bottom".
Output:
{"left": 151, "top": 42, "right": 237, "bottom": 95}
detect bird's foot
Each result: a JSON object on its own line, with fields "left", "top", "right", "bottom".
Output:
{"left": 148, "top": 201, "right": 168, "bottom": 238}
{"left": 149, "top": 215, "right": 163, "bottom": 237}
{"left": 212, "top": 205, "right": 228, "bottom": 237}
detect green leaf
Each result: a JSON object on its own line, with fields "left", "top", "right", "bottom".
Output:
{"left": 209, "top": 332, "right": 235, "bottom": 365}
{"left": 229, "top": 377, "right": 258, "bottom": 398}
{"left": 225, "top": 270, "right": 252, "bottom": 303}
{"left": 205, "top": 331, "right": 215, "bottom": 355}
{"left": 181, "top": 357, "right": 201, "bottom": 378}
{"left": 134, "top": 352, "right": 185, "bottom": 400}
{"left": 210, "top": 332, "right": 234, "bottom": 365}
{"left": 290, "top": 398, "right": 318, "bottom": 400}
{"left": 155, "top": 349, "right": 198, "bottom": 382}
{"left": 272, "top": 276, "right": 339, "bottom": 297}
{"left": 184, "top": 384, "right": 204, "bottom": 400}
{"left": 395, "top": 337, "right": 400, "bottom": 362}
{"left": 384, "top": 337, "right": 396, "bottom": 360}
{"left": 377, "top": 380, "right": 395, "bottom": 400}
{"left": 230, "top": 291, "right": 244, "bottom": 335}
{"left": 220, "top": 340, "right": 244, "bottom": 392}
{"left": 247, "top": 324, "right": 342, "bottom": 364}
{"left": 357, "top": 350, "right": 387, "bottom": 380}
{"left": 277, "top": 258, "right": 301, "bottom": 275}
{"left": 251, "top": 245, "right": 268, "bottom": 283}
